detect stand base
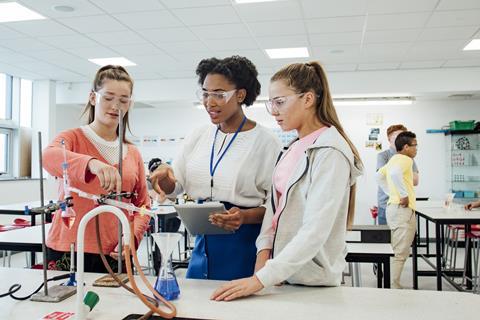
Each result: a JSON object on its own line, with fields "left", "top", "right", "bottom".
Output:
{"left": 30, "top": 285, "right": 76, "bottom": 303}
{"left": 92, "top": 273, "right": 129, "bottom": 287}
{"left": 122, "top": 315, "right": 200, "bottom": 320}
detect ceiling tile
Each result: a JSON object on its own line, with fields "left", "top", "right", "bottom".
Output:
{"left": 128, "top": 54, "right": 181, "bottom": 71}
{"left": 399, "top": 60, "right": 445, "bottom": 69}
{"left": 360, "top": 43, "right": 412, "bottom": 62}
{"left": 367, "top": 12, "right": 431, "bottom": 30}
{"left": 259, "top": 35, "right": 309, "bottom": 49}
{"left": 0, "top": 25, "right": 26, "bottom": 40}
{"left": 213, "top": 49, "right": 271, "bottom": 66}
{"left": 173, "top": 6, "right": 240, "bottom": 26}
{"left": 323, "top": 64, "right": 358, "bottom": 72}
{"left": 88, "top": 31, "right": 146, "bottom": 46}
{"left": 18, "top": 0, "right": 104, "bottom": 18}
{"left": 418, "top": 26, "right": 478, "bottom": 41}
{"left": 427, "top": 10, "right": 480, "bottom": 27}
{"left": 38, "top": 34, "right": 98, "bottom": 49}
{"left": 443, "top": 58, "right": 480, "bottom": 67}
{"left": 309, "top": 32, "right": 362, "bottom": 46}
{"left": 204, "top": 37, "right": 258, "bottom": 51}
{"left": 247, "top": 20, "right": 306, "bottom": 37}
{"left": 364, "top": 29, "right": 422, "bottom": 44}
{"left": 63, "top": 46, "right": 119, "bottom": 59}
{"left": 0, "top": 49, "right": 37, "bottom": 64}
{"left": 235, "top": 1, "right": 303, "bottom": 22}
{"left": 301, "top": 0, "right": 367, "bottom": 18}
{"left": 312, "top": 45, "right": 362, "bottom": 64}
{"left": 0, "top": 38, "right": 55, "bottom": 52}
{"left": 159, "top": 69, "right": 197, "bottom": 78}
{"left": 92, "top": 0, "right": 165, "bottom": 13}
{"left": 161, "top": 0, "right": 231, "bottom": 9}
{"left": 142, "top": 27, "right": 198, "bottom": 43}
{"left": 367, "top": 0, "right": 438, "bottom": 14}
{"left": 160, "top": 41, "right": 211, "bottom": 54}
{"left": 5, "top": 20, "right": 76, "bottom": 37}
{"left": 113, "top": 11, "right": 183, "bottom": 30}
{"left": 191, "top": 24, "right": 250, "bottom": 39}
{"left": 406, "top": 40, "right": 469, "bottom": 60}
{"left": 358, "top": 62, "right": 400, "bottom": 70}
{"left": 58, "top": 15, "right": 127, "bottom": 33}
{"left": 110, "top": 43, "right": 163, "bottom": 57}
{"left": 306, "top": 16, "right": 365, "bottom": 34}
{"left": 436, "top": 0, "right": 480, "bottom": 11}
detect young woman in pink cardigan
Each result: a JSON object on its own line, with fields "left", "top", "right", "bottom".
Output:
{"left": 43, "top": 65, "right": 150, "bottom": 273}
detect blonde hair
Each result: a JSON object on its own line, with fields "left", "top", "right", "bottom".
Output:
{"left": 271, "top": 61, "right": 362, "bottom": 229}
{"left": 82, "top": 65, "right": 133, "bottom": 143}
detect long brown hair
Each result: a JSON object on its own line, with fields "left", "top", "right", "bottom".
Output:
{"left": 271, "top": 61, "right": 362, "bottom": 229}
{"left": 82, "top": 65, "right": 133, "bottom": 143}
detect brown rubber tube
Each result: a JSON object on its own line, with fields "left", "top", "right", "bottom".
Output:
{"left": 95, "top": 215, "right": 177, "bottom": 318}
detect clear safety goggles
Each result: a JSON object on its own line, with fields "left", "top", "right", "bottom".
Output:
{"left": 195, "top": 89, "right": 237, "bottom": 104}
{"left": 94, "top": 91, "right": 133, "bottom": 109}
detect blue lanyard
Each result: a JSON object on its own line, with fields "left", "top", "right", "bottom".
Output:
{"left": 209, "top": 116, "right": 247, "bottom": 199}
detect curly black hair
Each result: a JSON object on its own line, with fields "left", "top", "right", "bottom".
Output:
{"left": 195, "top": 55, "right": 261, "bottom": 106}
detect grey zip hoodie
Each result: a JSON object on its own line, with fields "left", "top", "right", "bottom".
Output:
{"left": 255, "top": 126, "right": 363, "bottom": 288}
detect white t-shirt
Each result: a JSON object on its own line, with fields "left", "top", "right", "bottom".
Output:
{"left": 81, "top": 125, "right": 127, "bottom": 165}
{"left": 173, "top": 123, "right": 281, "bottom": 208}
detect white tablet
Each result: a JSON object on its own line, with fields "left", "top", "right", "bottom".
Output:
{"left": 174, "top": 202, "right": 234, "bottom": 236}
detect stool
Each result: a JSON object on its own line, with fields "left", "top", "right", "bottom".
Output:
{"left": 462, "top": 230, "right": 480, "bottom": 293}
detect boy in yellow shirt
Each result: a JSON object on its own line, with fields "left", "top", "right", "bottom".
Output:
{"left": 376, "top": 131, "right": 418, "bottom": 289}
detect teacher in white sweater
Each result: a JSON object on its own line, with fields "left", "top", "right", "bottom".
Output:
{"left": 151, "top": 55, "right": 281, "bottom": 281}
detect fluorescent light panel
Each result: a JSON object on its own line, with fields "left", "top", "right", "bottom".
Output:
{"left": 463, "top": 39, "right": 480, "bottom": 51}
{"left": 265, "top": 47, "right": 309, "bottom": 59}
{"left": 0, "top": 2, "right": 45, "bottom": 23}
{"left": 88, "top": 57, "right": 136, "bottom": 67}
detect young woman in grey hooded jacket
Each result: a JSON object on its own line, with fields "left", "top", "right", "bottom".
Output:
{"left": 211, "top": 61, "right": 363, "bottom": 301}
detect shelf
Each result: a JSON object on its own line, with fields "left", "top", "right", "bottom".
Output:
{"left": 451, "top": 181, "right": 480, "bottom": 183}
{"left": 445, "top": 130, "right": 479, "bottom": 135}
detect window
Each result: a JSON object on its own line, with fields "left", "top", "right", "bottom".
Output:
{"left": 20, "top": 79, "right": 32, "bottom": 127}
{"left": 0, "top": 73, "right": 12, "bottom": 120}
{"left": 0, "top": 72, "right": 31, "bottom": 178}
{"left": 0, "top": 129, "right": 10, "bottom": 176}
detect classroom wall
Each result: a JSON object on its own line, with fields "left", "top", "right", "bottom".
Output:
{"left": 53, "top": 97, "right": 480, "bottom": 225}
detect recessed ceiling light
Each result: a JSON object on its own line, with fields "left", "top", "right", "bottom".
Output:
{"left": 88, "top": 57, "right": 137, "bottom": 67}
{"left": 463, "top": 39, "right": 480, "bottom": 51}
{"left": 0, "top": 2, "right": 46, "bottom": 23}
{"left": 234, "top": 0, "right": 280, "bottom": 3}
{"left": 265, "top": 47, "right": 309, "bottom": 59}
{"left": 53, "top": 5, "right": 75, "bottom": 12}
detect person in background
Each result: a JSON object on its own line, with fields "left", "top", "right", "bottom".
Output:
{"left": 43, "top": 65, "right": 150, "bottom": 272}
{"left": 465, "top": 200, "right": 480, "bottom": 210}
{"left": 211, "top": 61, "right": 363, "bottom": 301}
{"left": 376, "top": 124, "right": 419, "bottom": 225}
{"left": 377, "top": 131, "right": 418, "bottom": 289}
{"left": 150, "top": 56, "right": 281, "bottom": 281}
{"left": 147, "top": 158, "right": 181, "bottom": 275}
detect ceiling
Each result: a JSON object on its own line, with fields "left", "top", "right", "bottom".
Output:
{"left": 0, "top": 0, "right": 480, "bottom": 83}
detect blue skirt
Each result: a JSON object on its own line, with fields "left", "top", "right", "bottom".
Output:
{"left": 186, "top": 202, "right": 261, "bottom": 281}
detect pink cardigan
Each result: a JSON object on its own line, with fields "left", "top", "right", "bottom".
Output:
{"left": 43, "top": 128, "right": 150, "bottom": 254}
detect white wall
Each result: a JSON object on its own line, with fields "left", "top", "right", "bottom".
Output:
{"left": 0, "top": 179, "right": 57, "bottom": 205}
{"left": 106, "top": 98, "right": 480, "bottom": 225}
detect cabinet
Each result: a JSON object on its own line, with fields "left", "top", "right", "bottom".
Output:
{"left": 446, "top": 131, "right": 480, "bottom": 201}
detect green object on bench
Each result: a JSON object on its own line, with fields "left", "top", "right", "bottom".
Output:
{"left": 449, "top": 120, "right": 475, "bottom": 131}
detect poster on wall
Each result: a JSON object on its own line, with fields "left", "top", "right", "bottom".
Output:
{"left": 366, "top": 113, "right": 383, "bottom": 126}
{"left": 366, "top": 127, "right": 382, "bottom": 151}
{"left": 143, "top": 136, "right": 159, "bottom": 147}
{"left": 128, "top": 136, "right": 141, "bottom": 146}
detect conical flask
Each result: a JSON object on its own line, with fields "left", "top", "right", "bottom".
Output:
{"left": 151, "top": 232, "right": 181, "bottom": 300}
